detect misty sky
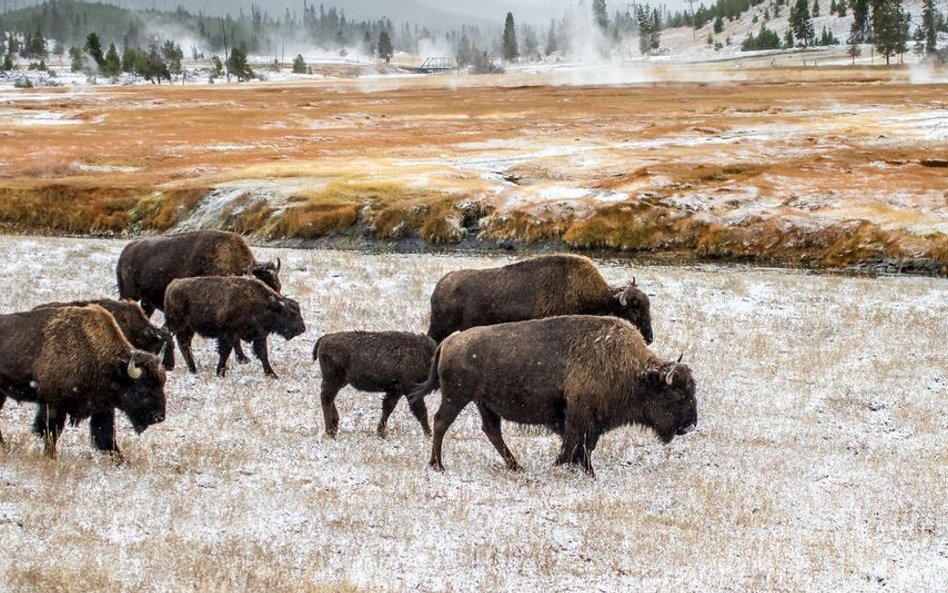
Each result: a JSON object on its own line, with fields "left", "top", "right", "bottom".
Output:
{"left": 7, "top": 0, "right": 696, "bottom": 26}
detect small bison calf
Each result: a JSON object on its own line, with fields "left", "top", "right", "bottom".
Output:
{"left": 164, "top": 276, "right": 306, "bottom": 378}
{"left": 314, "top": 331, "right": 436, "bottom": 438}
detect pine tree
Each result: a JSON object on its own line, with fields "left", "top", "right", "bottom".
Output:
{"left": 830, "top": 0, "right": 837, "bottom": 14}
{"left": 226, "top": 46, "right": 254, "bottom": 81}
{"left": 850, "top": 0, "right": 870, "bottom": 42}
{"left": 502, "top": 12, "right": 519, "bottom": 61}
{"left": 68, "top": 45, "right": 83, "bottom": 72}
{"left": 211, "top": 55, "right": 224, "bottom": 78}
{"left": 921, "top": 0, "right": 937, "bottom": 54}
{"left": 837, "top": 0, "right": 848, "bottom": 16}
{"left": 812, "top": 0, "right": 821, "bottom": 16}
{"left": 162, "top": 40, "right": 183, "bottom": 77}
{"left": 84, "top": 32, "right": 104, "bottom": 68}
{"left": 102, "top": 42, "right": 121, "bottom": 76}
{"left": 545, "top": 19, "right": 558, "bottom": 55}
{"left": 292, "top": 54, "right": 307, "bottom": 73}
{"left": 377, "top": 30, "right": 393, "bottom": 63}
{"left": 2, "top": 53, "right": 13, "bottom": 71}
{"left": 872, "top": 0, "right": 908, "bottom": 65}
{"left": 784, "top": 28, "right": 795, "bottom": 48}
{"left": 714, "top": 15, "right": 724, "bottom": 33}
{"left": 592, "top": 0, "right": 609, "bottom": 32}
{"left": 789, "top": 0, "right": 815, "bottom": 46}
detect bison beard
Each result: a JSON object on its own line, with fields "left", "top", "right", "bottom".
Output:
{"left": 164, "top": 276, "right": 305, "bottom": 378}
{"left": 408, "top": 315, "right": 697, "bottom": 476}
{"left": 426, "top": 254, "right": 654, "bottom": 344}
{"left": 313, "top": 331, "right": 436, "bottom": 438}
{"left": 0, "top": 305, "right": 167, "bottom": 457}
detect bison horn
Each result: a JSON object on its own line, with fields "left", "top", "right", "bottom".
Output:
{"left": 617, "top": 291, "right": 628, "bottom": 307}
{"left": 665, "top": 363, "right": 678, "bottom": 386}
{"left": 158, "top": 342, "right": 168, "bottom": 365}
{"left": 677, "top": 353, "right": 683, "bottom": 363}
{"left": 276, "top": 257, "right": 281, "bottom": 272}
{"left": 127, "top": 357, "right": 143, "bottom": 380}
{"left": 631, "top": 277, "right": 636, "bottom": 287}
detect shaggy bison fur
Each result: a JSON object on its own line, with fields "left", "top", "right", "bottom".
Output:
{"left": 427, "top": 254, "right": 653, "bottom": 344}
{"left": 116, "top": 229, "right": 281, "bottom": 363}
{"left": 313, "top": 331, "right": 436, "bottom": 438}
{"left": 408, "top": 315, "right": 697, "bottom": 475}
{"left": 164, "top": 276, "right": 305, "bottom": 378}
{"left": 0, "top": 305, "right": 167, "bottom": 456}
{"left": 34, "top": 299, "right": 175, "bottom": 369}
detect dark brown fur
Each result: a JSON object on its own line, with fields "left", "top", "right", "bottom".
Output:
{"left": 427, "top": 254, "right": 653, "bottom": 344}
{"left": 409, "top": 315, "right": 697, "bottom": 476}
{"left": 116, "top": 230, "right": 280, "bottom": 363}
{"left": 314, "top": 331, "right": 436, "bottom": 438}
{"left": 34, "top": 299, "right": 174, "bottom": 369}
{"left": 0, "top": 305, "right": 167, "bottom": 456}
{"left": 164, "top": 276, "right": 305, "bottom": 378}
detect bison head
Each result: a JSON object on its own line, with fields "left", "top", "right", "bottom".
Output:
{"left": 138, "top": 324, "right": 175, "bottom": 370}
{"left": 268, "top": 294, "right": 306, "bottom": 340}
{"left": 112, "top": 351, "right": 167, "bottom": 433}
{"left": 250, "top": 259, "right": 282, "bottom": 293}
{"left": 612, "top": 281, "right": 653, "bottom": 344}
{"left": 640, "top": 360, "right": 697, "bottom": 444}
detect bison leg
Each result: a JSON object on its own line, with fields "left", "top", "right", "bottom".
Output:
{"left": 251, "top": 338, "right": 277, "bottom": 378}
{"left": 0, "top": 393, "right": 5, "bottom": 444}
{"left": 33, "top": 404, "right": 67, "bottom": 458}
{"left": 233, "top": 340, "right": 251, "bottom": 364}
{"left": 406, "top": 394, "right": 432, "bottom": 437}
{"left": 476, "top": 403, "right": 521, "bottom": 471}
{"left": 555, "top": 423, "right": 598, "bottom": 476}
{"left": 429, "top": 396, "right": 467, "bottom": 472}
{"left": 176, "top": 330, "right": 198, "bottom": 374}
{"left": 89, "top": 409, "right": 121, "bottom": 455}
{"left": 216, "top": 336, "right": 235, "bottom": 377}
{"left": 377, "top": 390, "right": 400, "bottom": 438}
{"left": 319, "top": 378, "right": 343, "bottom": 437}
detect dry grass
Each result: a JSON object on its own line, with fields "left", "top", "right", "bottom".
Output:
{"left": 0, "top": 236, "right": 945, "bottom": 591}
{"left": 0, "top": 68, "right": 945, "bottom": 269}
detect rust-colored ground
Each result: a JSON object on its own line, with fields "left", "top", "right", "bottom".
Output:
{"left": 1, "top": 65, "right": 946, "bottom": 271}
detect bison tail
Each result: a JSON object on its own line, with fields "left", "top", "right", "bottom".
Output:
{"left": 312, "top": 336, "right": 323, "bottom": 361}
{"left": 406, "top": 343, "right": 442, "bottom": 405}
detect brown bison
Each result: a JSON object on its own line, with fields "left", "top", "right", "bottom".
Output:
{"left": 408, "top": 315, "right": 697, "bottom": 475}
{"left": 314, "top": 331, "right": 436, "bottom": 438}
{"left": 164, "top": 276, "right": 305, "bottom": 378}
{"left": 426, "top": 254, "right": 653, "bottom": 344}
{"left": 116, "top": 229, "right": 281, "bottom": 363}
{"left": 0, "top": 305, "right": 167, "bottom": 457}
{"left": 34, "top": 299, "right": 175, "bottom": 369}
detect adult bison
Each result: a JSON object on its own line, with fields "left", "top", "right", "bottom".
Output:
{"left": 426, "top": 254, "right": 653, "bottom": 344}
{"left": 117, "top": 230, "right": 281, "bottom": 317}
{"left": 34, "top": 299, "right": 175, "bottom": 369}
{"left": 164, "top": 276, "right": 305, "bottom": 378}
{"left": 0, "top": 305, "right": 167, "bottom": 457}
{"left": 408, "top": 315, "right": 697, "bottom": 475}
{"left": 314, "top": 331, "right": 435, "bottom": 438}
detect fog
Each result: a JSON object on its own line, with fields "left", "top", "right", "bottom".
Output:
{"left": 4, "top": 0, "right": 696, "bottom": 26}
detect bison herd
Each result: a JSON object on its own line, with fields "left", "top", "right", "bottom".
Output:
{"left": 0, "top": 229, "right": 698, "bottom": 475}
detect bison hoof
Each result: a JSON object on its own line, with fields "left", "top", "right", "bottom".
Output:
{"left": 429, "top": 460, "right": 445, "bottom": 472}
{"left": 506, "top": 462, "right": 523, "bottom": 472}
{"left": 236, "top": 355, "right": 250, "bottom": 364}
{"left": 376, "top": 427, "right": 388, "bottom": 439}
{"left": 216, "top": 368, "right": 227, "bottom": 378}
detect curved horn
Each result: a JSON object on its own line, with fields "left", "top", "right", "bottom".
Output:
{"left": 665, "top": 367, "right": 675, "bottom": 386}
{"left": 617, "top": 290, "right": 628, "bottom": 307}
{"left": 158, "top": 342, "right": 168, "bottom": 366}
{"left": 677, "top": 353, "right": 683, "bottom": 363}
{"left": 631, "top": 276, "right": 636, "bottom": 287}
{"left": 276, "top": 257, "right": 282, "bottom": 272}
{"left": 127, "top": 356, "right": 143, "bottom": 380}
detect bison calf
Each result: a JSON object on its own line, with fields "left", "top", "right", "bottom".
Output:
{"left": 164, "top": 276, "right": 305, "bottom": 378}
{"left": 314, "top": 331, "right": 435, "bottom": 438}
{"left": 427, "top": 254, "right": 654, "bottom": 344}
{"left": 409, "top": 315, "right": 697, "bottom": 476}
{"left": 0, "top": 305, "right": 167, "bottom": 457}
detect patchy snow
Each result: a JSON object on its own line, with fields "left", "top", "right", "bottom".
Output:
{"left": 0, "top": 236, "right": 945, "bottom": 591}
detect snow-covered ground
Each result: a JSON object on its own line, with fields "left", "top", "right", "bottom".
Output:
{"left": 0, "top": 235, "right": 945, "bottom": 591}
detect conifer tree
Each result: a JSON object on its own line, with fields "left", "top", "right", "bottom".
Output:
{"left": 502, "top": 12, "right": 519, "bottom": 61}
